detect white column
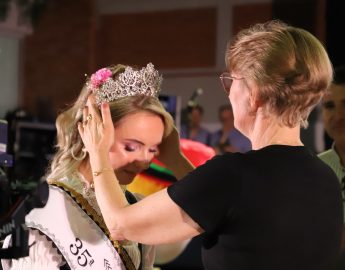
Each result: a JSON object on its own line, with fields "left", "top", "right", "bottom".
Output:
{"left": 0, "top": 36, "right": 19, "bottom": 119}
{"left": 0, "top": 1, "right": 32, "bottom": 119}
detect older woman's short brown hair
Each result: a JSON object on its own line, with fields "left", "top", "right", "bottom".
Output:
{"left": 226, "top": 20, "right": 333, "bottom": 128}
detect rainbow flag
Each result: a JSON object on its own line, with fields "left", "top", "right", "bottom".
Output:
{"left": 127, "top": 139, "right": 216, "bottom": 195}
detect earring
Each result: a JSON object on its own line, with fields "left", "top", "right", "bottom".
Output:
{"left": 71, "top": 147, "right": 87, "bottom": 161}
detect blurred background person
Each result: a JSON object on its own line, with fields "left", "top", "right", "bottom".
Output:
{"left": 180, "top": 104, "right": 211, "bottom": 146}
{"left": 318, "top": 65, "right": 345, "bottom": 250}
{"left": 210, "top": 104, "right": 251, "bottom": 154}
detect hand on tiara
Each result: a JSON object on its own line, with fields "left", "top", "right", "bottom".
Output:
{"left": 78, "top": 95, "right": 114, "bottom": 158}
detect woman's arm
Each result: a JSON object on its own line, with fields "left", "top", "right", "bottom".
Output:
{"left": 78, "top": 98, "right": 202, "bottom": 245}
{"left": 102, "top": 187, "right": 201, "bottom": 245}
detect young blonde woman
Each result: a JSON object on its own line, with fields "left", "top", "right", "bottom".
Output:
{"left": 1, "top": 63, "right": 193, "bottom": 270}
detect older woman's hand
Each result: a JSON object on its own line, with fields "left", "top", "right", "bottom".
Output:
{"left": 78, "top": 95, "right": 114, "bottom": 158}
{"left": 157, "top": 127, "right": 195, "bottom": 179}
{"left": 157, "top": 126, "right": 181, "bottom": 167}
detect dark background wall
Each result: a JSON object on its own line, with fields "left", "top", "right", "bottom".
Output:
{"left": 326, "top": 0, "right": 345, "bottom": 67}
{"left": 19, "top": 0, "right": 334, "bottom": 122}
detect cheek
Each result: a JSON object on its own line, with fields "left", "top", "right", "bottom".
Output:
{"left": 108, "top": 145, "right": 131, "bottom": 169}
{"left": 322, "top": 111, "right": 332, "bottom": 125}
{"left": 229, "top": 90, "right": 235, "bottom": 104}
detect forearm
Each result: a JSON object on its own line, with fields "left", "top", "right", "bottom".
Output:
{"left": 90, "top": 152, "right": 200, "bottom": 244}
{"left": 90, "top": 153, "right": 128, "bottom": 237}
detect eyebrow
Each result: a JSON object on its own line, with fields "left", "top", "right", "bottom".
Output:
{"left": 124, "top": 138, "right": 145, "bottom": 145}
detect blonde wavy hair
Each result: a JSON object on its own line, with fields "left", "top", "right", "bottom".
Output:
{"left": 46, "top": 64, "right": 174, "bottom": 182}
{"left": 226, "top": 20, "right": 333, "bottom": 128}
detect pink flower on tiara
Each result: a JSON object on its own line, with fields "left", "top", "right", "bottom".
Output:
{"left": 90, "top": 68, "right": 112, "bottom": 89}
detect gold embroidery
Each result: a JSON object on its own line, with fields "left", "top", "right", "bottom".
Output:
{"left": 50, "top": 181, "right": 136, "bottom": 270}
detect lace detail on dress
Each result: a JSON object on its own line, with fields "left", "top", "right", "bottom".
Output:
{"left": 1, "top": 229, "right": 64, "bottom": 270}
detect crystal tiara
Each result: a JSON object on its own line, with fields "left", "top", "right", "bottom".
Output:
{"left": 87, "top": 63, "right": 162, "bottom": 106}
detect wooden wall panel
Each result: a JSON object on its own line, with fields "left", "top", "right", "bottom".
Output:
{"left": 232, "top": 3, "right": 272, "bottom": 35}
{"left": 22, "top": 0, "right": 94, "bottom": 117}
{"left": 272, "top": 0, "right": 316, "bottom": 34}
{"left": 96, "top": 8, "right": 217, "bottom": 69}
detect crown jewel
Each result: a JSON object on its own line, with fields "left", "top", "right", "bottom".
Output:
{"left": 87, "top": 63, "right": 162, "bottom": 106}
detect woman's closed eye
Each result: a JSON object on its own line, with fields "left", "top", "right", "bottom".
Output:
{"left": 124, "top": 143, "right": 139, "bottom": 152}
{"left": 124, "top": 143, "right": 159, "bottom": 155}
{"left": 149, "top": 146, "right": 159, "bottom": 155}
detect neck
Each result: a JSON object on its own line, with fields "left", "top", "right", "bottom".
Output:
{"left": 248, "top": 111, "right": 303, "bottom": 150}
{"left": 78, "top": 160, "right": 93, "bottom": 185}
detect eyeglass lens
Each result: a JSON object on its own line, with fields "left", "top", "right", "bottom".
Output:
{"left": 220, "top": 74, "right": 232, "bottom": 94}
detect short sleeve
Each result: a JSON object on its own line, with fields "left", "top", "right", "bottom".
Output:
{"left": 167, "top": 153, "right": 241, "bottom": 233}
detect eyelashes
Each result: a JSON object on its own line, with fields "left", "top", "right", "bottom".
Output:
{"left": 124, "top": 144, "right": 158, "bottom": 153}
{"left": 124, "top": 145, "right": 137, "bottom": 152}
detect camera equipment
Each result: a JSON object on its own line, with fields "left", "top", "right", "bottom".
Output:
{"left": 0, "top": 180, "right": 48, "bottom": 259}
{"left": 0, "top": 120, "right": 49, "bottom": 259}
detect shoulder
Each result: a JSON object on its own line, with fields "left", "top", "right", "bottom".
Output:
{"left": 178, "top": 152, "right": 245, "bottom": 184}
{"left": 210, "top": 129, "right": 222, "bottom": 139}
{"left": 212, "top": 129, "right": 222, "bottom": 135}
{"left": 317, "top": 148, "right": 341, "bottom": 168}
{"left": 51, "top": 175, "right": 84, "bottom": 194}
{"left": 318, "top": 148, "right": 335, "bottom": 161}
{"left": 318, "top": 148, "right": 333, "bottom": 156}
{"left": 200, "top": 127, "right": 211, "bottom": 136}
{"left": 204, "top": 152, "right": 244, "bottom": 168}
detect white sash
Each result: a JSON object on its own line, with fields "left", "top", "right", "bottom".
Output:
{"left": 25, "top": 183, "right": 136, "bottom": 270}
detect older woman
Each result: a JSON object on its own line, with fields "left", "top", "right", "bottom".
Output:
{"left": 80, "top": 21, "right": 343, "bottom": 270}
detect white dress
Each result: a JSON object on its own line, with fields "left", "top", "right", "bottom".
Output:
{"left": 1, "top": 174, "right": 155, "bottom": 270}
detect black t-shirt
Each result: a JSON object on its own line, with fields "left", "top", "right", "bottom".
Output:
{"left": 167, "top": 145, "right": 343, "bottom": 270}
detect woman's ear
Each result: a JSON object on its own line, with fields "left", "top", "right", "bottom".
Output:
{"left": 248, "top": 83, "right": 262, "bottom": 113}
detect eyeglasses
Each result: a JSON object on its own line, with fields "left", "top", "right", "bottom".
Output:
{"left": 219, "top": 72, "right": 244, "bottom": 95}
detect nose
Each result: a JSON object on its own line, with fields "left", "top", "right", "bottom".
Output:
{"left": 134, "top": 150, "right": 152, "bottom": 170}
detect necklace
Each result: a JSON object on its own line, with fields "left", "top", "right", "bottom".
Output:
{"left": 78, "top": 171, "right": 127, "bottom": 194}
